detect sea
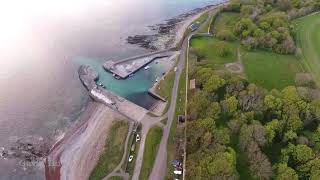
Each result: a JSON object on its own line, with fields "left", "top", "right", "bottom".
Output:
{"left": 0, "top": 0, "right": 222, "bottom": 179}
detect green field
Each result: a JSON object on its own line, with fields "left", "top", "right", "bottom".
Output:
{"left": 190, "top": 37, "right": 238, "bottom": 69}
{"left": 294, "top": 13, "right": 320, "bottom": 85}
{"left": 242, "top": 49, "right": 304, "bottom": 90}
{"left": 139, "top": 125, "right": 163, "bottom": 180}
{"left": 155, "top": 60, "right": 177, "bottom": 113}
{"left": 89, "top": 120, "right": 129, "bottom": 180}
{"left": 211, "top": 12, "right": 240, "bottom": 34}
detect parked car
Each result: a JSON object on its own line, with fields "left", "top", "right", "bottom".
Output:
{"left": 128, "top": 155, "right": 134, "bottom": 162}
{"left": 136, "top": 134, "right": 140, "bottom": 142}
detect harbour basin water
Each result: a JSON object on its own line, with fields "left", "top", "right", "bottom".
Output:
{"left": 75, "top": 56, "right": 173, "bottom": 109}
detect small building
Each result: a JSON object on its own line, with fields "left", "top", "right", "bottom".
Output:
{"left": 189, "top": 24, "right": 199, "bottom": 32}
{"left": 178, "top": 115, "right": 185, "bottom": 123}
{"left": 189, "top": 79, "right": 196, "bottom": 90}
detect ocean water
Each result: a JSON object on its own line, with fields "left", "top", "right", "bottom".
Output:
{"left": 0, "top": 0, "right": 222, "bottom": 178}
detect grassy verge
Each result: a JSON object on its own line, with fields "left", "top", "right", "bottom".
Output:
{"left": 166, "top": 66, "right": 187, "bottom": 179}
{"left": 108, "top": 176, "right": 123, "bottom": 180}
{"left": 155, "top": 57, "right": 179, "bottom": 114}
{"left": 189, "top": 36, "right": 238, "bottom": 69}
{"left": 294, "top": 13, "right": 320, "bottom": 85}
{"left": 139, "top": 125, "right": 163, "bottom": 180}
{"left": 89, "top": 120, "right": 129, "bottom": 180}
{"left": 241, "top": 49, "right": 305, "bottom": 90}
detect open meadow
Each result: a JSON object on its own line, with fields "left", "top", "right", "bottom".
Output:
{"left": 294, "top": 13, "right": 320, "bottom": 85}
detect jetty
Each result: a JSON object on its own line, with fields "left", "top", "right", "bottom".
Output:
{"left": 103, "top": 50, "right": 177, "bottom": 79}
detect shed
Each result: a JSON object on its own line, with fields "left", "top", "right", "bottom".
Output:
{"left": 190, "top": 79, "right": 196, "bottom": 90}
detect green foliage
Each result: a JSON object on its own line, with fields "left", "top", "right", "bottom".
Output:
{"left": 265, "top": 119, "right": 281, "bottom": 144}
{"left": 274, "top": 163, "right": 299, "bottom": 180}
{"left": 203, "top": 74, "right": 226, "bottom": 93}
{"left": 217, "top": 42, "right": 232, "bottom": 57}
{"left": 216, "top": 30, "right": 237, "bottom": 41}
{"left": 221, "top": 96, "right": 238, "bottom": 114}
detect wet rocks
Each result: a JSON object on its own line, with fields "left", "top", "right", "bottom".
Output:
{"left": 127, "top": 35, "right": 158, "bottom": 50}
{"left": 78, "top": 65, "right": 99, "bottom": 90}
{"left": 1, "top": 136, "right": 49, "bottom": 169}
{"left": 126, "top": 5, "right": 214, "bottom": 50}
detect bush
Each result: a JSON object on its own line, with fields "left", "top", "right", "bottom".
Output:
{"left": 216, "top": 42, "right": 231, "bottom": 57}
{"left": 216, "top": 30, "right": 237, "bottom": 41}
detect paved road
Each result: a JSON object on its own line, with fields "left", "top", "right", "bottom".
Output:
{"left": 148, "top": 7, "right": 219, "bottom": 180}
{"left": 113, "top": 5, "right": 222, "bottom": 180}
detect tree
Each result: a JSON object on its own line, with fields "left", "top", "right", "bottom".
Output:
{"left": 265, "top": 119, "right": 281, "bottom": 144}
{"left": 291, "top": 144, "right": 315, "bottom": 165}
{"left": 264, "top": 95, "right": 283, "bottom": 110}
{"left": 281, "top": 86, "right": 300, "bottom": 103}
{"left": 216, "top": 42, "right": 232, "bottom": 57}
{"left": 221, "top": 96, "right": 238, "bottom": 114}
{"left": 277, "top": 0, "right": 292, "bottom": 11}
{"left": 284, "top": 130, "right": 297, "bottom": 142}
{"left": 274, "top": 163, "right": 298, "bottom": 180}
{"left": 206, "top": 102, "right": 222, "bottom": 120}
{"left": 216, "top": 30, "right": 236, "bottom": 41}
{"left": 203, "top": 75, "right": 226, "bottom": 93}
{"left": 188, "top": 91, "right": 210, "bottom": 119}
{"left": 196, "top": 68, "right": 214, "bottom": 86}
{"left": 311, "top": 99, "right": 320, "bottom": 120}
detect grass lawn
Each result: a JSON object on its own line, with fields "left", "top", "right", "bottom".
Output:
{"left": 211, "top": 12, "right": 240, "bottom": 34}
{"left": 190, "top": 37, "right": 238, "bottom": 69}
{"left": 108, "top": 176, "right": 123, "bottom": 180}
{"left": 241, "top": 49, "right": 304, "bottom": 90}
{"left": 294, "top": 13, "right": 320, "bottom": 85}
{"left": 155, "top": 58, "right": 178, "bottom": 114}
{"left": 139, "top": 125, "right": 163, "bottom": 180}
{"left": 166, "top": 65, "right": 187, "bottom": 179}
{"left": 155, "top": 66, "right": 176, "bottom": 100}
{"left": 89, "top": 120, "right": 129, "bottom": 180}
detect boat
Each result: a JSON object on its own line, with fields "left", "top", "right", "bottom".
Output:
{"left": 98, "top": 83, "right": 105, "bottom": 88}
{"left": 129, "top": 73, "right": 134, "bottom": 77}
{"left": 155, "top": 77, "right": 159, "bottom": 82}
{"left": 144, "top": 65, "right": 150, "bottom": 70}
{"left": 114, "top": 75, "right": 121, "bottom": 80}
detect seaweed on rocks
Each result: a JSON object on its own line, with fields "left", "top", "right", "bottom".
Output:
{"left": 126, "top": 5, "right": 214, "bottom": 50}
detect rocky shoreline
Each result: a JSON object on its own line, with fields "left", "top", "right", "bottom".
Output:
{"left": 127, "top": 4, "right": 216, "bottom": 50}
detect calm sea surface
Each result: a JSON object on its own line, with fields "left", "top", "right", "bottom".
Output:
{"left": 0, "top": 0, "right": 221, "bottom": 178}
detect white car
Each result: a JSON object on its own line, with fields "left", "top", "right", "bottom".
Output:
{"left": 136, "top": 134, "right": 140, "bottom": 142}
{"left": 128, "top": 155, "right": 134, "bottom": 162}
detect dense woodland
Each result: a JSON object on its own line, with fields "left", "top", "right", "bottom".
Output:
{"left": 186, "top": 0, "right": 320, "bottom": 179}
{"left": 214, "top": 0, "right": 320, "bottom": 54}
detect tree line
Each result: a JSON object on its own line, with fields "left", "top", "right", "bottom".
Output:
{"left": 214, "top": 0, "right": 320, "bottom": 54}
{"left": 186, "top": 66, "right": 320, "bottom": 179}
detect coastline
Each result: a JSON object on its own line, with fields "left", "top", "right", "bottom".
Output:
{"left": 44, "top": 2, "right": 226, "bottom": 180}
{"left": 126, "top": 3, "right": 218, "bottom": 50}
